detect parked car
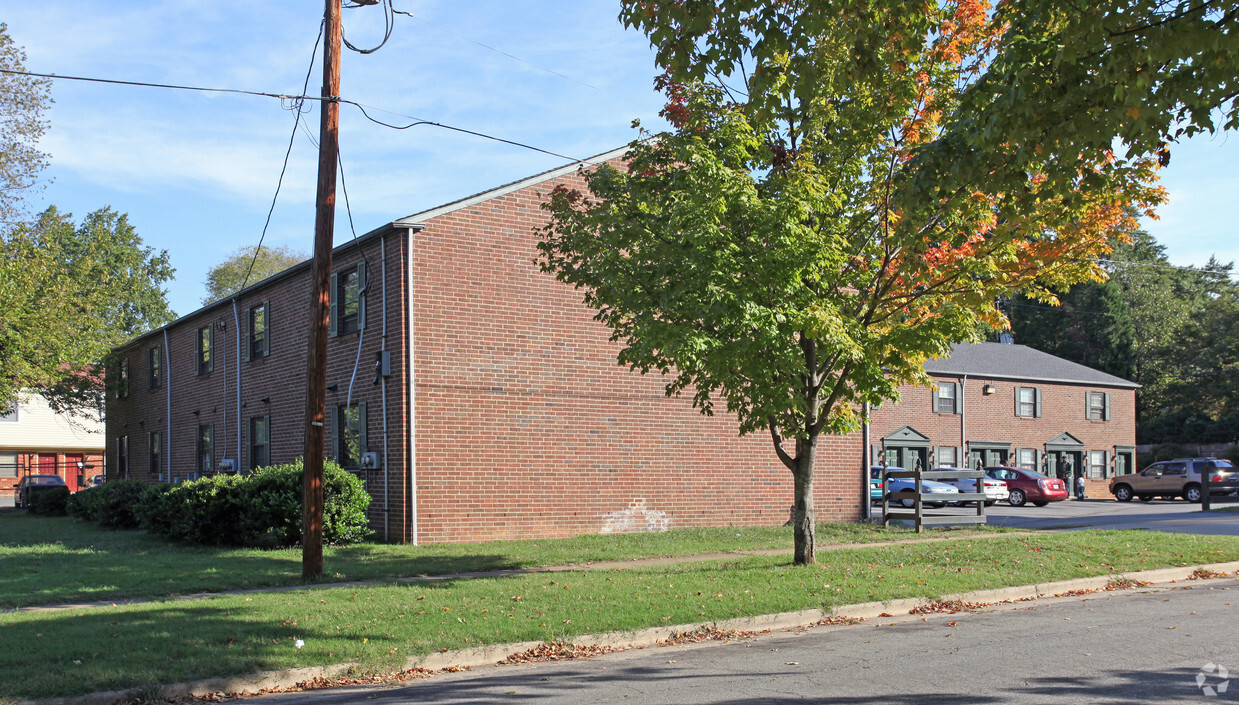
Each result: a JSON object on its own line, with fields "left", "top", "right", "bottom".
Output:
{"left": 984, "top": 466, "right": 1068, "bottom": 507}
{"left": 869, "top": 467, "right": 884, "bottom": 501}
{"left": 928, "top": 467, "right": 1010, "bottom": 505}
{"left": 87, "top": 474, "right": 105, "bottom": 488}
{"left": 872, "top": 466, "right": 961, "bottom": 508}
{"left": 14, "top": 474, "right": 68, "bottom": 509}
{"left": 1108, "top": 458, "right": 1237, "bottom": 503}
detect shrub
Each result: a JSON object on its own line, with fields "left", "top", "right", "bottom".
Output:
{"left": 84, "top": 480, "right": 154, "bottom": 529}
{"left": 125, "top": 459, "right": 371, "bottom": 548}
{"left": 67, "top": 485, "right": 104, "bottom": 521}
{"left": 29, "top": 487, "right": 70, "bottom": 516}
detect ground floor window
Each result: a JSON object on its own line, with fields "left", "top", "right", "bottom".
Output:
{"left": 149, "top": 431, "right": 161, "bottom": 479}
{"left": 0, "top": 451, "right": 16, "bottom": 478}
{"left": 1017, "top": 448, "right": 1036, "bottom": 471}
{"left": 118, "top": 436, "right": 129, "bottom": 478}
{"left": 197, "top": 425, "right": 213, "bottom": 475}
{"left": 936, "top": 446, "right": 957, "bottom": 467}
{"left": 1088, "top": 450, "right": 1107, "bottom": 478}
{"left": 250, "top": 415, "right": 270, "bottom": 470}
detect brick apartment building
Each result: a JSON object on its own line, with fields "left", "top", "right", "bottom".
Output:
{"left": 867, "top": 342, "right": 1138, "bottom": 497}
{"left": 106, "top": 149, "right": 1137, "bottom": 542}
{"left": 106, "top": 148, "right": 862, "bottom": 543}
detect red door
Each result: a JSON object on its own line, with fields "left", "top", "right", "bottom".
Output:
{"left": 37, "top": 454, "right": 59, "bottom": 485}
{"left": 65, "top": 454, "right": 84, "bottom": 491}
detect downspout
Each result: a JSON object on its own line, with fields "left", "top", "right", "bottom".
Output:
{"left": 861, "top": 401, "right": 871, "bottom": 520}
{"left": 218, "top": 319, "right": 227, "bottom": 470}
{"left": 960, "top": 374, "right": 967, "bottom": 466}
{"left": 233, "top": 300, "right": 243, "bottom": 468}
{"left": 163, "top": 329, "right": 172, "bottom": 482}
{"left": 406, "top": 225, "right": 418, "bottom": 545}
{"left": 380, "top": 234, "right": 390, "bottom": 542}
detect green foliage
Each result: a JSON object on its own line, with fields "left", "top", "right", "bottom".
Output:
{"left": 114, "top": 460, "right": 373, "bottom": 547}
{"left": 0, "top": 23, "right": 50, "bottom": 224}
{"left": 0, "top": 206, "right": 175, "bottom": 416}
{"left": 549, "top": 1, "right": 1159, "bottom": 563}
{"left": 68, "top": 480, "right": 153, "bottom": 529}
{"left": 201, "top": 244, "right": 306, "bottom": 305}
{"left": 28, "top": 487, "right": 69, "bottom": 516}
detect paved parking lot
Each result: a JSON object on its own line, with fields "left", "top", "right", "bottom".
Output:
{"left": 880, "top": 494, "right": 1239, "bottom": 537}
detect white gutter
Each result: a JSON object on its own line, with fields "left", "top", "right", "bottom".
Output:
{"left": 163, "top": 329, "right": 171, "bottom": 482}
{"left": 233, "top": 300, "right": 242, "bottom": 466}
{"left": 406, "top": 226, "right": 418, "bottom": 545}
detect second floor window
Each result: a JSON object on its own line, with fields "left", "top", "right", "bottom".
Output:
{"left": 1086, "top": 391, "right": 1110, "bottom": 421}
{"left": 934, "top": 382, "right": 957, "bottom": 414}
{"left": 149, "top": 346, "right": 162, "bottom": 389}
{"left": 197, "top": 326, "right": 214, "bottom": 375}
{"left": 247, "top": 302, "right": 270, "bottom": 360}
{"left": 330, "top": 263, "right": 366, "bottom": 337}
{"left": 1015, "top": 386, "right": 1040, "bottom": 417}
{"left": 116, "top": 358, "right": 129, "bottom": 398}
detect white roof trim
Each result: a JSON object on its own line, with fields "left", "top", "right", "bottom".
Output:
{"left": 395, "top": 145, "right": 630, "bottom": 226}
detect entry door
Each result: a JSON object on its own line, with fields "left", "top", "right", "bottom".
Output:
{"left": 887, "top": 446, "right": 927, "bottom": 472}
{"left": 65, "top": 454, "right": 84, "bottom": 491}
{"left": 37, "top": 453, "right": 58, "bottom": 479}
{"left": 986, "top": 449, "right": 1007, "bottom": 466}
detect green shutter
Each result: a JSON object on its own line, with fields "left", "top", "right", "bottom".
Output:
{"left": 329, "top": 406, "right": 338, "bottom": 461}
{"left": 261, "top": 301, "right": 271, "bottom": 357}
{"left": 1103, "top": 392, "right": 1111, "bottom": 421}
{"left": 329, "top": 273, "right": 339, "bottom": 338}
{"left": 243, "top": 308, "right": 251, "bottom": 362}
{"left": 206, "top": 327, "right": 214, "bottom": 373}
{"left": 356, "top": 263, "right": 367, "bottom": 332}
{"left": 1034, "top": 388, "right": 1042, "bottom": 418}
{"left": 358, "top": 402, "right": 368, "bottom": 452}
{"left": 1014, "top": 388, "right": 1021, "bottom": 416}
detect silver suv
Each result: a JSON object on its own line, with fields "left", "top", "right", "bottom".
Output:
{"left": 1109, "top": 458, "right": 1237, "bottom": 503}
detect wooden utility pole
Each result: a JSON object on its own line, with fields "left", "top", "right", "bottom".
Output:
{"left": 303, "top": 0, "right": 342, "bottom": 580}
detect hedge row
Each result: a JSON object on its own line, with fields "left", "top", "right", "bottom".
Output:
{"left": 67, "top": 459, "right": 371, "bottom": 547}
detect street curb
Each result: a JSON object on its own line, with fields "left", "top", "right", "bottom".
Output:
{"left": 20, "top": 561, "right": 1239, "bottom": 705}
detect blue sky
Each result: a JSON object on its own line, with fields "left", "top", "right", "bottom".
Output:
{"left": 5, "top": 1, "right": 1238, "bottom": 316}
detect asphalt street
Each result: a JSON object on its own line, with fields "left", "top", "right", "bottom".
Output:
{"left": 253, "top": 577, "right": 1239, "bottom": 705}
{"left": 956, "top": 497, "right": 1239, "bottom": 536}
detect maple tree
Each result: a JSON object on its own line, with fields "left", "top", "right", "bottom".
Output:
{"left": 539, "top": 0, "right": 1162, "bottom": 564}
{"left": 0, "top": 23, "right": 51, "bottom": 225}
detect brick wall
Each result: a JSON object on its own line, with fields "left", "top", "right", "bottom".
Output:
{"left": 868, "top": 373, "right": 1137, "bottom": 475}
{"left": 407, "top": 162, "right": 864, "bottom": 543}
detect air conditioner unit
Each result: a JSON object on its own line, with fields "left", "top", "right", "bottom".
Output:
{"left": 220, "top": 458, "right": 238, "bottom": 473}
{"left": 359, "top": 452, "right": 380, "bottom": 470}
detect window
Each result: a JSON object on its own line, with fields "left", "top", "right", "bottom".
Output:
{"left": 118, "top": 436, "right": 129, "bottom": 479}
{"left": 1017, "top": 448, "right": 1037, "bottom": 471}
{"left": 330, "top": 263, "right": 366, "bottom": 337}
{"left": 1086, "top": 391, "right": 1110, "bottom": 421}
{"left": 116, "top": 358, "right": 130, "bottom": 398}
{"left": 1015, "top": 386, "right": 1041, "bottom": 418}
{"left": 197, "top": 424, "right": 214, "bottom": 475}
{"left": 196, "top": 326, "right": 214, "bottom": 375}
{"left": 933, "top": 382, "right": 957, "bottom": 414}
{"left": 247, "top": 302, "right": 270, "bottom": 360}
{"left": 0, "top": 451, "right": 16, "bottom": 478}
{"left": 149, "top": 346, "right": 162, "bottom": 389}
{"left": 250, "top": 415, "right": 270, "bottom": 470}
{"left": 937, "top": 446, "right": 958, "bottom": 467}
{"left": 149, "top": 431, "right": 161, "bottom": 478}
{"left": 0, "top": 401, "right": 17, "bottom": 423}
{"left": 332, "top": 403, "right": 367, "bottom": 467}
{"left": 1088, "top": 450, "right": 1106, "bottom": 478}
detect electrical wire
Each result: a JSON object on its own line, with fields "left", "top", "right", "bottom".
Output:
{"left": 343, "top": 0, "right": 395, "bottom": 54}
{"left": 391, "top": 7, "right": 657, "bottom": 111}
{"left": 240, "top": 21, "right": 325, "bottom": 292}
{"left": 0, "top": 67, "right": 324, "bottom": 103}
{"left": 343, "top": 99, "right": 590, "bottom": 164}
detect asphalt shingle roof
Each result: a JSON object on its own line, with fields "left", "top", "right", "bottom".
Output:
{"left": 923, "top": 342, "right": 1139, "bottom": 389}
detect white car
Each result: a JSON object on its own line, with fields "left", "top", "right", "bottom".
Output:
{"left": 928, "top": 467, "right": 1010, "bottom": 505}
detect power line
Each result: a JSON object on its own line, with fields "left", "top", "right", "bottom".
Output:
{"left": 390, "top": 7, "right": 658, "bottom": 112}
{"left": 240, "top": 22, "right": 326, "bottom": 292}
{"left": 0, "top": 67, "right": 324, "bottom": 103}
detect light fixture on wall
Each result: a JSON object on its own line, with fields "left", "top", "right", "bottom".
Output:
{"left": 192, "top": 410, "right": 200, "bottom": 416}
{"left": 983, "top": 384, "right": 997, "bottom": 395}
{"left": 261, "top": 396, "right": 271, "bottom": 403}
{"left": 326, "top": 384, "right": 338, "bottom": 392}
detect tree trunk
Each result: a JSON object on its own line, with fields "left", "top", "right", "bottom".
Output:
{"left": 792, "top": 437, "right": 817, "bottom": 565}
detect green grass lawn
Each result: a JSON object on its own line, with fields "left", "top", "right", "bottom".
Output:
{"left": 1, "top": 530, "right": 1236, "bottom": 701}
{"left": 0, "top": 512, "right": 1000, "bottom": 608}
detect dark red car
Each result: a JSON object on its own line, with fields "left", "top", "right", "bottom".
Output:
{"left": 985, "top": 466, "right": 1068, "bottom": 507}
